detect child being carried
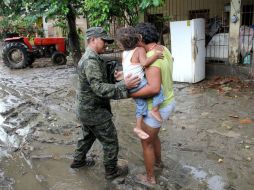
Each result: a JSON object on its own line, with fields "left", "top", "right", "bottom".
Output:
{"left": 116, "top": 26, "right": 164, "bottom": 139}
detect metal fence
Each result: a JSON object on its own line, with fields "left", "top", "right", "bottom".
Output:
{"left": 240, "top": 0, "right": 254, "bottom": 67}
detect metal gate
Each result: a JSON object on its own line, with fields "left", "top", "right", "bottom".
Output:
{"left": 240, "top": 0, "right": 254, "bottom": 69}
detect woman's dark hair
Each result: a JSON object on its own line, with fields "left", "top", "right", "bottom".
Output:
{"left": 116, "top": 26, "right": 140, "bottom": 50}
{"left": 135, "top": 22, "right": 159, "bottom": 44}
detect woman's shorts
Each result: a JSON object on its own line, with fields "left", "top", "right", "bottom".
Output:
{"left": 144, "top": 100, "right": 176, "bottom": 128}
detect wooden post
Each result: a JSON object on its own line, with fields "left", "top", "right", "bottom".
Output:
{"left": 229, "top": 0, "right": 241, "bottom": 64}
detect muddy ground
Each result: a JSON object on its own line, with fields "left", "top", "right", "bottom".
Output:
{"left": 0, "top": 57, "right": 254, "bottom": 190}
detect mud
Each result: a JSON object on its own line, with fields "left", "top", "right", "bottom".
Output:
{"left": 0, "top": 58, "right": 254, "bottom": 190}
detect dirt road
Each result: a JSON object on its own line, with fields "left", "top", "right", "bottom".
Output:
{"left": 0, "top": 59, "right": 254, "bottom": 190}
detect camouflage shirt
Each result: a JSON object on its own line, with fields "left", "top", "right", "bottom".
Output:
{"left": 77, "top": 47, "right": 128, "bottom": 125}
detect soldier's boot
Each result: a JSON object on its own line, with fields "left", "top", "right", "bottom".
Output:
{"left": 105, "top": 164, "right": 129, "bottom": 180}
{"left": 70, "top": 157, "right": 95, "bottom": 168}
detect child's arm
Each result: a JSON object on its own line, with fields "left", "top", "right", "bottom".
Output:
{"left": 138, "top": 47, "right": 163, "bottom": 67}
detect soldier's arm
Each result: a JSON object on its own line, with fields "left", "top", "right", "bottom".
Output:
{"left": 85, "top": 59, "right": 128, "bottom": 99}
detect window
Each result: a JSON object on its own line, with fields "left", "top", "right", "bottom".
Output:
{"left": 189, "top": 9, "right": 210, "bottom": 20}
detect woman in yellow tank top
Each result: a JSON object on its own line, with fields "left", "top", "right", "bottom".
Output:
{"left": 131, "top": 22, "right": 176, "bottom": 185}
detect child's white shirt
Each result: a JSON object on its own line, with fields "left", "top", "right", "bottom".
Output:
{"left": 122, "top": 48, "right": 145, "bottom": 80}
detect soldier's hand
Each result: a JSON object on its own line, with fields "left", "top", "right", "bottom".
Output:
{"left": 114, "top": 70, "right": 123, "bottom": 81}
{"left": 124, "top": 74, "right": 141, "bottom": 89}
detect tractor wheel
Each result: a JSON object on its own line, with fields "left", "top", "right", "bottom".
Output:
{"left": 27, "top": 56, "right": 35, "bottom": 67}
{"left": 2, "top": 42, "right": 29, "bottom": 69}
{"left": 51, "top": 52, "right": 67, "bottom": 65}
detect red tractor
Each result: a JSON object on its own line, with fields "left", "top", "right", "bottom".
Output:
{"left": 2, "top": 37, "right": 68, "bottom": 69}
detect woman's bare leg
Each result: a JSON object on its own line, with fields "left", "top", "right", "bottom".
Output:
{"left": 154, "top": 136, "right": 162, "bottom": 167}
{"left": 140, "top": 122, "right": 161, "bottom": 183}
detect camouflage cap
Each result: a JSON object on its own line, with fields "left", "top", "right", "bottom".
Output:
{"left": 86, "top": 27, "right": 114, "bottom": 44}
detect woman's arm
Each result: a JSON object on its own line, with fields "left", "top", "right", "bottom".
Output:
{"left": 131, "top": 66, "right": 161, "bottom": 98}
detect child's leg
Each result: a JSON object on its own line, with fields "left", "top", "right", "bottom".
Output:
{"left": 150, "top": 106, "right": 162, "bottom": 122}
{"left": 134, "top": 116, "right": 149, "bottom": 139}
{"left": 133, "top": 94, "right": 149, "bottom": 139}
{"left": 136, "top": 116, "right": 143, "bottom": 129}
{"left": 150, "top": 86, "right": 164, "bottom": 122}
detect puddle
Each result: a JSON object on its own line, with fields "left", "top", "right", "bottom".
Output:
{"left": 184, "top": 165, "right": 225, "bottom": 190}
{"left": 0, "top": 112, "right": 10, "bottom": 159}
{"left": 0, "top": 169, "right": 15, "bottom": 190}
{"left": 0, "top": 101, "right": 5, "bottom": 124}
{"left": 0, "top": 102, "right": 5, "bottom": 113}
{"left": 0, "top": 114, "right": 4, "bottom": 126}
{"left": 0, "top": 96, "right": 19, "bottom": 112}
{"left": 0, "top": 105, "right": 28, "bottom": 159}
{"left": 207, "top": 175, "right": 225, "bottom": 190}
{"left": 0, "top": 115, "right": 20, "bottom": 152}
{"left": 184, "top": 165, "right": 208, "bottom": 180}
{"left": 16, "top": 125, "right": 31, "bottom": 136}
{"left": 0, "top": 149, "right": 10, "bottom": 158}
{"left": 0, "top": 127, "right": 8, "bottom": 145}
{"left": 8, "top": 134, "right": 21, "bottom": 149}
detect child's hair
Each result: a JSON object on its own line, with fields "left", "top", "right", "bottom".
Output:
{"left": 116, "top": 26, "right": 140, "bottom": 50}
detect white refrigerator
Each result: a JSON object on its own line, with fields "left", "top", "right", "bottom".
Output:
{"left": 170, "top": 18, "right": 206, "bottom": 83}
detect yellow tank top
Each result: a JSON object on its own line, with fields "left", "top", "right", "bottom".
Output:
{"left": 147, "top": 46, "right": 174, "bottom": 110}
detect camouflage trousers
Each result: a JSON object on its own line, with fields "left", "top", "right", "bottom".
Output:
{"left": 73, "top": 119, "right": 119, "bottom": 171}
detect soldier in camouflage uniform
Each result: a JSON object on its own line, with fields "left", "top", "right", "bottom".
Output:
{"left": 71, "top": 27, "right": 140, "bottom": 180}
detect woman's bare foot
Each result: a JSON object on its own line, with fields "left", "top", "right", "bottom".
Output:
{"left": 150, "top": 110, "right": 162, "bottom": 122}
{"left": 133, "top": 128, "right": 149, "bottom": 139}
{"left": 135, "top": 174, "right": 156, "bottom": 187}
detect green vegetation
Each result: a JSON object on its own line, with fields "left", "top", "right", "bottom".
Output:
{"left": 0, "top": 0, "right": 164, "bottom": 65}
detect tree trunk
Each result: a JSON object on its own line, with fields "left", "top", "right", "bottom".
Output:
{"left": 66, "top": 3, "right": 82, "bottom": 66}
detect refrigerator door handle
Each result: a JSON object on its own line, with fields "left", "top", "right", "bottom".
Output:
{"left": 192, "top": 37, "right": 199, "bottom": 60}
